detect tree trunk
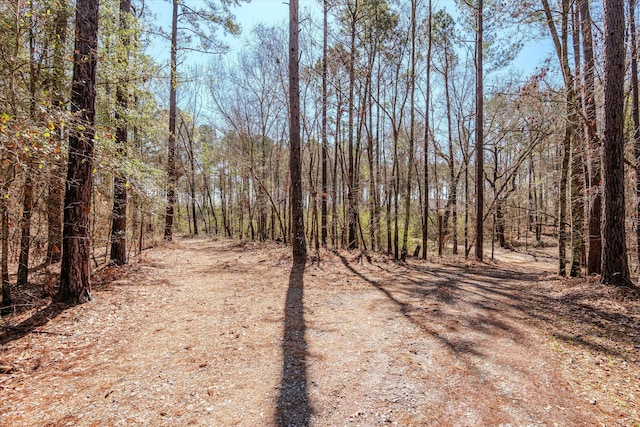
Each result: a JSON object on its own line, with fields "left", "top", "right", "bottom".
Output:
{"left": 601, "top": 0, "right": 631, "bottom": 285}
{"left": 321, "top": 0, "right": 328, "bottom": 247}
{"left": 17, "top": 14, "right": 40, "bottom": 287}
{"left": 579, "top": 0, "right": 601, "bottom": 275}
{"left": 570, "top": 4, "right": 584, "bottom": 277}
{"left": 630, "top": 0, "right": 640, "bottom": 274}
{"left": 331, "top": 99, "right": 342, "bottom": 248}
{"left": 47, "top": 3, "right": 69, "bottom": 265}
{"left": 444, "top": 45, "right": 457, "bottom": 254}
{"left": 401, "top": 0, "right": 417, "bottom": 261}
{"left": 475, "top": 0, "right": 484, "bottom": 261}
{"left": 57, "top": 0, "right": 99, "bottom": 305}
{"left": 541, "top": 0, "right": 575, "bottom": 277}
{"left": 164, "top": 0, "right": 178, "bottom": 241}
{"left": 110, "top": 0, "right": 131, "bottom": 265}
{"left": 496, "top": 198, "right": 505, "bottom": 248}
{"left": 1, "top": 172, "right": 13, "bottom": 314}
{"left": 289, "top": 0, "right": 306, "bottom": 260}
{"left": 347, "top": 0, "right": 359, "bottom": 250}
{"left": 17, "top": 169, "right": 34, "bottom": 286}
{"left": 422, "top": 0, "right": 432, "bottom": 260}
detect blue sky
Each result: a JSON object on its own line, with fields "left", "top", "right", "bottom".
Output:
{"left": 226, "top": 0, "right": 553, "bottom": 71}
{"left": 145, "top": 0, "right": 553, "bottom": 88}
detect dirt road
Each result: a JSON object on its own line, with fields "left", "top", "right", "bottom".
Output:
{"left": 1, "top": 238, "right": 637, "bottom": 426}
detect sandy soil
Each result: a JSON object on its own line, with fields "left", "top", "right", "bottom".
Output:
{"left": 1, "top": 237, "right": 638, "bottom": 426}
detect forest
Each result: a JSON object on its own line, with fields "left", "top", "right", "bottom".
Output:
{"left": 0, "top": 0, "right": 640, "bottom": 303}
{"left": 1, "top": 0, "right": 640, "bottom": 424}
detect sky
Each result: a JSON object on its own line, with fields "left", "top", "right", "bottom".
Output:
{"left": 146, "top": 0, "right": 553, "bottom": 72}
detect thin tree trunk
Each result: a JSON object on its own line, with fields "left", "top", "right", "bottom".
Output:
{"left": 110, "top": 0, "right": 131, "bottom": 265}
{"left": 17, "top": 15, "right": 39, "bottom": 287}
{"left": 47, "top": 3, "right": 69, "bottom": 265}
{"left": 630, "top": 0, "right": 640, "bottom": 273}
{"left": 475, "top": 0, "right": 484, "bottom": 261}
{"left": 422, "top": 0, "right": 432, "bottom": 260}
{"left": 332, "top": 99, "right": 342, "bottom": 248}
{"left": 401, "top": 0, "right": 417, "bottom": 261}
{"left": 1, "top": 170, "right": 14, "bottom": 314}
{"left": 321, "top": 0, "right": 328, "bottom": 247}
{"left": 541, "top": 0, "right": 574, "bottom": 276}
{"left": 164, "top": 0, "right": 178, "bottom": 241}
{"left": 289, "top": 0, "right": 306, "bottom": 260}
{"left": 570, "top": 4, "right": 584, "bottom": 277}
{"left": 347, "top": 0, "right": 359, "bottom": 250}
{"left": 579, "top": 0, "right": 601, "bottom": 275}
{"left": 444, "top": 47, "right": 457, "bottom": 254}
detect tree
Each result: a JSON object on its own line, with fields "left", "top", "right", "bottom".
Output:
{"left": 541, "top": 0, "right": 579, "bottom": 277}
{"left": 400, "top": 0, "right": 417, "bottom": 261}
{"left": 164, "top": 0, "right": 178, "bottom": 241}
{"left": 57, "top": 0, "right": 100, "bottom": 304}
{"left": 346, "top": 0, "right": 360, "bottom": 250}
{"left": 321, "top": 0, "right": 329, "bottom": 247}
{"left": 569, "top": 1, "right": 585, "bottom": 277}
{"left": 475, "top": 0, "right": 484, "bottom": 261}
{"left": 110, "top": 0, "right": 132, "bottom": 265}
{"left": 579, "top": 0, "right": 601, "bottom": 275}
{"left": 600, "top": 0, "right": 631, "bottom": 285}
{"left": 422, "top": 0, "right": 433, "bottom": 260}
{"left": 290, "top": 0, "right": 306, "bottom": 260}
{"left": 163, "top": 0, "right": 242, "bottom": 241}
{"left": 46, "top": 2, "right": 70, "bottom": 265}
{"left": 631, "top": 0, "right": 640, "bottom": 273}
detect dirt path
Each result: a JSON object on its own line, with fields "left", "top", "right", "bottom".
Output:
{"left": 0, "top": 238, "right": 636, "bottom": 426}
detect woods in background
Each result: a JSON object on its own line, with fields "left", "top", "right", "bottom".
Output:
{"left": 0, "top": 0, "right": 638, "bottom": 308}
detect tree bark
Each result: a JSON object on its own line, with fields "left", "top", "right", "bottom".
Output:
{"left": 423, "top": 0, "right": 432, "bottom": 260}
{"left": 57, "top": 0, "right": 100, "bottom": 305}
{"left": 17, "top": 169, "right": 34, "bottom": 286}
{"left": 347, "top": 0, "right": 359, "bottom": 250}
{"left": 289, "top": 0, "right": 306, "bottom": 260}
{"left": 475, "top": 0, "right": 484, "bottom": 261}
{"left": 570, "top": 3, "right": 584, "bottom": 277}
{"left": 321, "top": 0, "right": 328, "bottom": 247}
{"left": 47, "top": 3, "right": 69, "bottom": 265}
{"left": 0, "top": 168, "right": 14, "bottom": 314}
{"left": 541, "top": 0, "right": 575, "bottom": 276}
{"left": 110, "top": 0, "right": 131, "bottom": 265}
{"left": 164, "top": 0, "right": 178, "bottom": 241}
{"left": 401, "top": 0, "right": 417, "bottom": 261}
{"left": 631, "top": 0, "right": 640, "bottom": 275}
{"left": 601, "top": 0, "right": 632, "bottom": 285}
{"left": 579, "top": 0, "right": 601, "bottom": 275}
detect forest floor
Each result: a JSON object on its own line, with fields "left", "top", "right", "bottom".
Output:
{"left": 1, "top": 237, "right": 639, "bottom": 426}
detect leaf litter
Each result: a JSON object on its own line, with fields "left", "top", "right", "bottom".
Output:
{"left": 0, "top": 237, "right": 638, "bottom": 426}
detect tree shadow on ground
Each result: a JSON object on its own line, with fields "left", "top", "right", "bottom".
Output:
{"left": 276, "top": 256, "right": 312, "bottom": 426}
{"left": 337, "top": 253, "right": 486, "bottom": 358}
{"left": 0, "top": 302, "right": 68, "bottom": 346}
{"left": 371, "top": 259, "right": 640, "bottom": 361}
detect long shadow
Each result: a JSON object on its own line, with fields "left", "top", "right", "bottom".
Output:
{"left": 337, "top": 253, "right": 486, "bottom": 357}
{"left": 0, "top": 302, "right": 68, "bottom": 345}
{"left": 382, "top": 259, "right": 640, "bottom": 359}
{"left": 276, "top": 256, "right": 312, "bottom": 426}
